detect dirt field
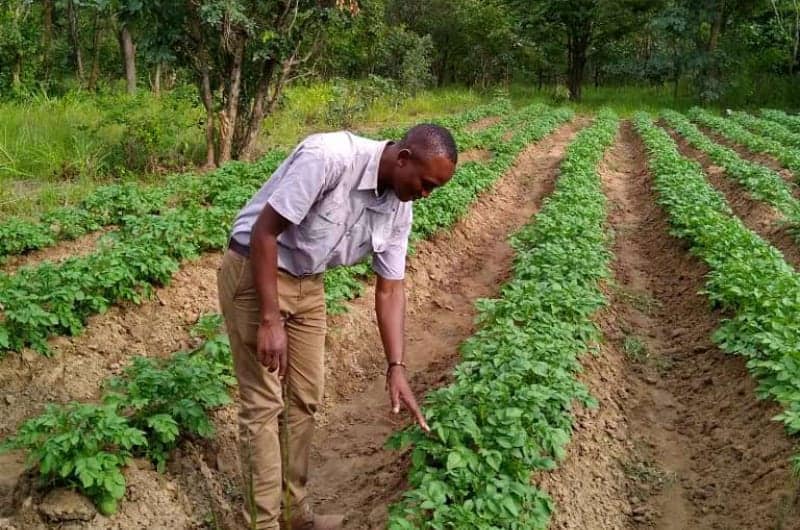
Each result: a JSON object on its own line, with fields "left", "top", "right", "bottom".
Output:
{"left": 2, "top": 118, "right": 800, "bottom": 530}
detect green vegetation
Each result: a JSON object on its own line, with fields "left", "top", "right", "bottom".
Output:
{"left": 386, "top": 110, "right": 618, "bottom": 528}
{"left": 661, "top": 109, "right": 800, "bottom": 217}
{"left": 762, "top": 109, "right": 800, "bottom": 135}
{"left": 2, "top": 100, "right": 553, "bottom": 353}
{"left": 730, "top": 111, "right": 800, "bottom": 150}
{"left": 687, "top": 107, "right": 800, "bottom": 178}
{"left": 0, "top": 315, "right": 232, "bottom": 515}
{"left": 634, "top": 113, "right": 800, "bottom": 473}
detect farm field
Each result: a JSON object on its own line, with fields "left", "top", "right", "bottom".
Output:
{"left": 3, "top": 101, "right": 800, "bottom": 530}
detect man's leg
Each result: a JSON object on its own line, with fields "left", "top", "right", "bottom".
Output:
{"left": 218, "top": 250, "right": 289, "bottom": 530}
{"left": 279, "top": 274, "right": 327, "bottom": 526}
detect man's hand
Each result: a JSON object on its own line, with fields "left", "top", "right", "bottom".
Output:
{"left": 256, "top": 316, "right": 288, "bottom": 378}
{"left": 386, "top": 366, "right": 430, "bottom": 432}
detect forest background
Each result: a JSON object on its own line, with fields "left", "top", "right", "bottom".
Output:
{"left": 1, "top": 0, "right": 799, "bottom": 215}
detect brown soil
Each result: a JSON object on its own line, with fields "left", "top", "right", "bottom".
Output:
{"left": 603, "top": 123, "right": 800, "bottom": 530}
{"left": 667, "top": 127, "right": 800, "bottom": 270}
{"left": 457, "top": 148, "right": 492, "bottom": 165}
{"left": 0, "top": 119, "right": 588, "bottom": 529}
{"left": 698, "top": 125, "right": 800, "bottom": 186}
{"left": 5, "top": 119, "right": 800, "bottom": 530}
{"left": 0, "top": 251, "right": 221, "bottom": 437}
{"left": 536, "top": 129, "right": 634, "bottom": 530}
{"left": 465, "top": 115, "right": 501, "bottom": 132}
{"left": 1, "top": 228, "right": 113, "bottom": 275}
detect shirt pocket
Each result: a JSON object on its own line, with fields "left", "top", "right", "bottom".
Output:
{"left": 301, "top": 201, "right": 347, "bottom": 241}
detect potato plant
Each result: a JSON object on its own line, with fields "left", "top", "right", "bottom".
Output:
{"left": 0, "top": 315, "right": 232, "bottom": 514}
{"left": 661, "top": 109, "right": 800, "bottom": 218}
{"left": 635, "top": 113, "right": 800, "bottom": 472}
{"left": 688, "top": 107, "right": 800, "bottom": 178}
{"left": 761, "top": 109, "right": 800, "bottom": 135}
{"left": 730, "top": 111, "right": 800, "bottom": 150}
{"left": 387, "top": 110, "right": 618, "bottom": 529}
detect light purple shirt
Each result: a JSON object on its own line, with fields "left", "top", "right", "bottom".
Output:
{"left": 231, "top": 132, "right": 412, "bottom": 280}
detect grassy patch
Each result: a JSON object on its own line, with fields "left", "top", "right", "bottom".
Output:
{"left": 623, "top": 335, "right": 648, "bottom": 361}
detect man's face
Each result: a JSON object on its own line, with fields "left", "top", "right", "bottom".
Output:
{"left": 394, "top": 152, "right": 455, "bottom": 202}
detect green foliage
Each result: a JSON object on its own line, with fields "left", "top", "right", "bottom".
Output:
{"left": 387, "top": 110, "right": 618, "bottom": 528}
{"left": 688, "top": 107, "right": 800, "bottom": 179}
{"left": 730, "top": 111, "right": 800, "bottom": 151}
{"left": 0, "top": 402, "right": 147, "bottom": 515}
{"left": 1, "top": 315, "right": 233, "bottom": 513}
{"left": 762, "top": 109, "right": 800, "bottom": 136}
{"left": 634, "top": 112, "right": 800, "bottom": 466}
{"left": 412, "top": 104, "right": 573, "bottom": 241}
{"left": 104, "top": 315, "right": 234, "bottom": 470}
{"left": 661, "top": 109, "right": 800, "bottom": 218}
{"left": 324, "top": 76, "right": 404, "bottom": 129}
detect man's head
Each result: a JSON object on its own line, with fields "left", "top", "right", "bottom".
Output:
{"left": 379, "top": 124, "right": 457, "bottom": 202}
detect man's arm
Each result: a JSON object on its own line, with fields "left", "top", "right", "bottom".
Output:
{"left": 250, "top": 204, "right": 291, "bottom": 377}
{"left": 375, "top": 275, "right": 430, "bottom": 432}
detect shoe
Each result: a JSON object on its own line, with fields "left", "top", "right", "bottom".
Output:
{"left": 294, "top": 513, "right": 344, "bottom": 530}
{"left": 281, "top": 509, "right": 345, "bottom": 530}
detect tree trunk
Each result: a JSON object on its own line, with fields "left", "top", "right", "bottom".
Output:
{"left": 119, "top": 25, "right": 137, "bottom": 95}
{"left": 218, "top": 40, "right": 245, "bottom": 164}
{"left": 67, "top": 0, "right": 84, "bottom": 83}
{"left": 567, "top": 31, "right": 590, "bottom": 102}
{"left": 88, "top": 13, "right": 102, "bottom": 91}
{"left": 238, "top": 61, "right": 277, "bottom": 161}
{"left": 792, "top": 5, "right": 799, "bottom": 75}
{"left": 673, "top": 53, "right": 681, "bottom": 101}
{"left": 12, "top": 54, "right": 22, "bottom": 89}
{"left": 153, "top": 62, "right": 162, "bottom": 96}
{"left": 708, "top": 0, "right": 725, "bottom": 52}
{"left": 42, "top": 0, "right": 54, "bottom": 78}
{"left": 200, "top": 66, "right": 216, "bottom": 169}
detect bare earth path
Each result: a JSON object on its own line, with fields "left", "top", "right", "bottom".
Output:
{"left": 602, "top": 123, "right": 800, "bottom": 530}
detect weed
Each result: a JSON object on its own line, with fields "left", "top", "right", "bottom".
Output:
{"left": 624, "top": 335, "right": 648, "bottom": 361}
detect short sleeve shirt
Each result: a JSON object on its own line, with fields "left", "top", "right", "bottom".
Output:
{"left": 230, "top": 131, "right": 412, "bottom": 280}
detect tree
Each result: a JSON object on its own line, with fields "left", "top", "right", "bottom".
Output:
{"left": 139, "top": 0, "right": 359, "bottom": 165}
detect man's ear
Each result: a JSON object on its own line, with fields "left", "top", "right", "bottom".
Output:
{"left": 396, "top": 148, "right": 412, "bottom": 167}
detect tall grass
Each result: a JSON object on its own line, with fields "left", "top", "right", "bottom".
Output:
{"left": 258, "top": 82, "right": 487, "bottom": 151}
{"left": 0, "top": 82, "right": 485, "bottom": 217}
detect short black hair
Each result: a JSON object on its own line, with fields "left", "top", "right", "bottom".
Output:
{"left": 400, "top": 124, "right": 458, "bottom": 165}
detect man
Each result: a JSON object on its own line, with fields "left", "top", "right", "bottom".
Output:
{"left": 217, "top": 124, "right": 457, "bottom": 530}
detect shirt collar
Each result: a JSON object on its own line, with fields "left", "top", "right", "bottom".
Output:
{"left": 357, "top": 140, "right": 392, "bottom": 195}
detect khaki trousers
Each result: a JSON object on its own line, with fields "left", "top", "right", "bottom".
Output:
{"left": 217, "top": 250, "right": 326, "bottom": 530}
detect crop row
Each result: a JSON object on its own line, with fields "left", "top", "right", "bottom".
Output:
{"left": 634, "top": 113, "right": 800, "bottom": 471}
{"left": 688, "top": 107, "right": 800, "bottom": 178}
{"left": 729, "top": 111, "right": 800, "bottom": 150}
{"left": 0, "top": 99, "right": 512, "bottom": 263}
{"left": 387, "top": 110, "right": 618, "bottom": 529}
{"left": 661, "top": 110, "right": 800, "bottom": 217}
{"left": 0, "top": 103, "right": 557, "bottom": 354}
{"left": 1, "top": 315, "right": 234, "bottom": 515}
{"left": 761, "top": 109, "right": 800, "bottom": 135}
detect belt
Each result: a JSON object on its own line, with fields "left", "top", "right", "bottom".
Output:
{"left": 227, "top": 237, "right": 321, "bottom": 280}
{"left": 228, "top": 237, "right": 250, "bottom": 258}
